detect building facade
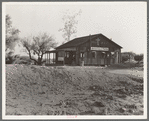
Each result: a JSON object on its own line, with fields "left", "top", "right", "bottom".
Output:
{"left": 45, "top": 34, "right": 122, "bottom": 66}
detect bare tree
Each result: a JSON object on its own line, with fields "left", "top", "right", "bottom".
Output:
{"left": 59, "top": 10, "right": 82, "bottom": 43}
{"left": 21, "top": 33, "right": 57, "bottom": 65}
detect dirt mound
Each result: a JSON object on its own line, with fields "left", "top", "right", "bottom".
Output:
{"left": 6, "top": 64, "right": 144, "bottom": 115}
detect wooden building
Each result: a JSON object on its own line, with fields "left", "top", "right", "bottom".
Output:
{"left": 45, "top": 33, "right": 122, "bottom": 66}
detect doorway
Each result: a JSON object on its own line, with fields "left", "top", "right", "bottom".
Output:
{"left": 64, "top": 51, "right": 76, "bottom": 65}
{"left": 98, "top": 52, "right": 109, "bottom": 66}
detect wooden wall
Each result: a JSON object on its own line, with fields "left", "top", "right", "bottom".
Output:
{"left": 76, "top": 36, "right": 121, "bottom": 66}
{"left": 53, "top": 35, "right": 122, "bottom": 66}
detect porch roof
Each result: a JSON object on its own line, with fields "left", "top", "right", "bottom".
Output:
{"left": 45, "top": 50, "right": 58, "bottom": 53}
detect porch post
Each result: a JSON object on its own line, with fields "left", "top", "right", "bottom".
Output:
{"left": 56, "top": 52, "right": 58, "bottom": 64}
{"left": 63, "top": 50, "right": 65, "bottom": 65}
{"left": 53, "top": 53, "right": 54, "bottom": 64}
{"left": 47, "top": 53, "right": 48, "bottom": 64}
{"left": 49, "top": 53, "right": 50, "bottom": 64}
{"left": 119, "top": 49, "right": 121, "bottom": 63}
{"left": 109, "top": 51, "right": 111, "bottom": 65}
{"left": 46, "top": 53, "right": 47, "bottom": 64}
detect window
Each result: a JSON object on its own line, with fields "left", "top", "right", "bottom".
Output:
{"left": 92, "top": 51, "right": 96, "bottom": 58}
{"left": 101, "top": 52, "right": 106, "bottom": 58}
{"left": 111, "top": 52, "right": 114, "bottom": 55}
{"left": 80, "top": 52, "right": 85, "bottom": 58}
{"left": 65, "top": 52, "right": 69, "bottom": 58}
{"left": 111, "top": 52, "right": 114, "bottom": 58}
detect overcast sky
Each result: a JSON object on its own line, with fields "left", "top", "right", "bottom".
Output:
{"left": 4, "top": 2, "right": 147, "bottom": 55}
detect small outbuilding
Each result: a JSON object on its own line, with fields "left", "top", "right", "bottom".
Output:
{"left": 45, "top": 33, "right": 122, "bottom": 66}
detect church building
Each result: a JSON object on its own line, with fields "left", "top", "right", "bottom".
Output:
{"left": 45, "top": 33, "right": 122, "bottom": 66}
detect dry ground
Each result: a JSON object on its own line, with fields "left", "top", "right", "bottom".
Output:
{"left": 5, "top": 64, "right": 144, "bottom": 115}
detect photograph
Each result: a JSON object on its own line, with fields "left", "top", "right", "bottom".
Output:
{"left": 2, "top": 2, "right": 147, "bottom": 119}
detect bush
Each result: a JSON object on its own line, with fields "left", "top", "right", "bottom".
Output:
{"left": 6, "top": 52, "right": 20, "bottom": 64}
{"left": 134, "top": 55, "right": 143, "bottom": 63}
{"left": 13, "top": 56, "right": 34, "bottom": 65}
{"left": 6, "top": 54, "right": 35, "bottom": 65}
{"left": 122, "top": 56, "right": 129, "bottom": 63}
{"left": 13, "top": 59, "right": 31, "bottom": 65}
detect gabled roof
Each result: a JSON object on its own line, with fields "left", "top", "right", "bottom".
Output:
{"left": 55, "top": 33, "right": 122, "bottom": 49}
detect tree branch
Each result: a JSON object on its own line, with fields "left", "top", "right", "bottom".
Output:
{"left": 25, "top": 46, "right": 38, "bottom": 64}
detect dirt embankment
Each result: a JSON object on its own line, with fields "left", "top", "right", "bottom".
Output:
{"left": 6, "top": 65, "right": 143, "bottom": 115}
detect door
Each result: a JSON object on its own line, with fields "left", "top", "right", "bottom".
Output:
{"left": 100, "top": 59, "right": 105, "bottom": 65}
{"left": 64, "top": 51, "right": 76, "bottom": 65}
{"left": 97, "top": 52, "right": 105, "bottom": 65}
{"left": 100, "top": 52, "right": 106, "bottom": 65}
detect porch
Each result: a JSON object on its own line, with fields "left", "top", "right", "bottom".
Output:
{"left": 45, "top": 49, "right": 76, "bottom": 66}
{"left": 45, "top": 49, "right": 116, "bottom": 66}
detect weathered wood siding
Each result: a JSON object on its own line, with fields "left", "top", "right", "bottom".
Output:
{"left": 77, "top": 35, "right": 121, "bottom": 65}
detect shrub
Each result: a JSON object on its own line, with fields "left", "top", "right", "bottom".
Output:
{"left": 134, "top": 55, "right": 143, "bottom": 63}
{"left": 6, "top": 52, "right": 20, "bottom": 64}
{"left": 122, "top": 56, "right": 129, "bottom": 63}
{"left": 13, "top": 56, "right": 34, "bottom": 65}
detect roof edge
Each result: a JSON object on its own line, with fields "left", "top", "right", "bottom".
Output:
{"left": 55, "top": 33, "right": 122, "bottom": 49}
{"left": 100, "top": 34, "right": 122, "bottom": 48}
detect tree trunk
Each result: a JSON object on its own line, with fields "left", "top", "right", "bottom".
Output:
{"left": 37, "top": 57, "right": 42, "bottom": 65}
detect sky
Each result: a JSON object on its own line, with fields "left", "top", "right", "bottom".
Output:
{"left": 4, "top": 2, "right": 147, "bottom": 56}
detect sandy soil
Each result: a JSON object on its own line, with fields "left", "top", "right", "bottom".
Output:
{"left": 108, "top": 69, "right": 143, "bottom": 78}
{"left": 5, "top": 64, "right": 144, "bottom": 115}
